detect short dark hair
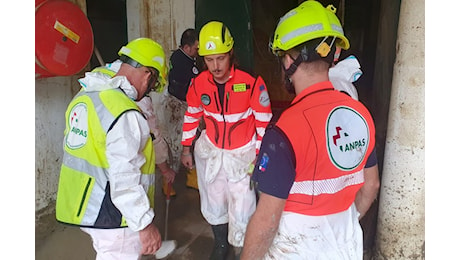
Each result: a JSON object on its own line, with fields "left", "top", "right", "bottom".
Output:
{"left": 180, "top": 28, "right": 198, "bottom": 48}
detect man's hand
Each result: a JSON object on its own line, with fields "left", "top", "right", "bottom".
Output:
{"left": 139, "top": 222, "right": 162, "bottom": 255}
{"left": 181, "top": 146, "right": 194, "bottom": 169}
{"left": 157, "top": 162, "right": 176, "bottom": 184}
{"left": 241, "top": 192, "right": 285, "bottom": 259}
{"left": 355, "top": 164, "right": 380, "bottom": 219}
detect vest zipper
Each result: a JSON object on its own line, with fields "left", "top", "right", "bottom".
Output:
{"left": 77, "top": 177, "right": 93, "bottom": 217}
{"left": 213, "top": 91, "right": 221, "bottom": 145}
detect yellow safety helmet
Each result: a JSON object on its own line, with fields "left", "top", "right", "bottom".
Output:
{"left": 270, "top": 0, "right": 349, "bottom": 56}
{"left": 118, "top": 38, "right": 168, "bottom": 92}
{"left": 198, "top": 21, "right": 234, "bottom": 56}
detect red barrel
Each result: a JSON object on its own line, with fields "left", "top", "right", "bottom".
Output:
{"left": 35, "top": 0, "right": 94, "bottom": 78}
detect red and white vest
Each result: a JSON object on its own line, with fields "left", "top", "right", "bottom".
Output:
{"left": 277, "top": 81, "right": 376, "bottom": 216}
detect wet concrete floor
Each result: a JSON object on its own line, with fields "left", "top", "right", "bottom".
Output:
{"left": 35, "top": 166, "right": 238, "bottom": 260}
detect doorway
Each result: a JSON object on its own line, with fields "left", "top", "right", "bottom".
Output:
{"left": 86, "top": 0, "right": 127, "bottom": 69}
{"left": 195, "top": 0, "right": 253, "bottom": 72}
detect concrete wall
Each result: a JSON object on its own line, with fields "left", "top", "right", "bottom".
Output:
{"left": 374, "top": 0, "right": 425, "bottom": 258}
{"left": 35, "top": 76, "right": 79, "bottom": 212}
{"left": 35, "top": 0, "right": 194, "bottom": 239}
{"left": 126, "top": 0, "right": 195, "bottom": 142}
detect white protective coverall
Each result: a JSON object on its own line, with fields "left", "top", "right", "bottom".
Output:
{"left": 98, "top": 59, "right": 170, "bottom": 165}
{"left": 329, "top": 55, "right": 362, "bottom": 100}
{"left": 267, "top": 204, "right": 363, "bottom": 259}
{"left": 194, "top": 130, "right": 257, "bottom": 247}
{"left": 78, "top": 70, "right": 155, "bottom": 260}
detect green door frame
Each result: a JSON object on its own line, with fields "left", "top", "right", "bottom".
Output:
{"left": 195, "top": 0, "right": 253, "bottom": 71}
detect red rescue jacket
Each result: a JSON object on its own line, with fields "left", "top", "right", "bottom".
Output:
{"left": 182, "top": 66, "right": 272, "bottom": 153}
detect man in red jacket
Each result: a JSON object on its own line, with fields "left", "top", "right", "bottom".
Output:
{"left": 181, "top": 21, "right": 273, "bottom": 259}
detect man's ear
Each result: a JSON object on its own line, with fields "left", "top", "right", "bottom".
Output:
{"left": 183, "top": 45, "right": 191, "bottom": 55}
{"left": 283, "top": 53, "right": 294, "bottom": 67}
{"left": 142, "top": 67, "right": 153, "bottom": 85}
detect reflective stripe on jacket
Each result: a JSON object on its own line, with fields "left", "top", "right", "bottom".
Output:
{"left": 56, "top": 88, "right": 156, "bottom": 228}
{"left": 276, "top": 81, "right": 375, "bottom": 216}
{"left": 182, "top": 66, "right": 272, "bottom": 153}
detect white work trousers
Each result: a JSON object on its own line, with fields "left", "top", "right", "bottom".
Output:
{"left": 81, "top": 227, "right": 143, "bottom": 260}
{"left": 194, "top": 131, "right": 257, "bottom": 247}
{"left": 265, "top": 204, "right": 363, "bottom": 260}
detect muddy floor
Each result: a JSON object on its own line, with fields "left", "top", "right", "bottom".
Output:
{"left": 35, "top": 167, "right": 239, "bottom": 260}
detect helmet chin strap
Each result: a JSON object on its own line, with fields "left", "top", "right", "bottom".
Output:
{"left": 282, "top": 52, "right": 305, "bottom": 94}
{"left": 280, "top": 37, "right": 335, "bottom": 95}
{"left": 283, "top": 76, "right": 296, "bottom": 95}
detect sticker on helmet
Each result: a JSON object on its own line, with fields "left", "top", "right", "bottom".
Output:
{"left": 259, "top": 91, "right": 270, "bottom": 107}
{"left": 201, "top": 94, "right": 211, "bottom": 106}
{"left": 205, "top": 41, "right": 216, "bottom": 50}
{"left": 327, "top": 106, "right": 369, "bottom": 170}
{"left": 66, "top": 102, "right": 88, "bottom": 149}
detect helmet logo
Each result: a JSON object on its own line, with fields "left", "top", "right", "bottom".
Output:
{"left": 205, "top": 41, "right": 216, "bottom": 51}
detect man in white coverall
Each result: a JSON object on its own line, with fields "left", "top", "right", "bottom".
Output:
{"left": 92, "top": 59, "right": 177, "bottom": 194}
{"left": 181, "top": 21, "right": 273, "bottom": 259}
{"left": 56, "top": 38, "right": 170, "bottom": 259}
{"left": 241, "top": 1, "right": 380, "bottom": 259}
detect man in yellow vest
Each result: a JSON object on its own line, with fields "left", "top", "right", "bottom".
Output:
{"left": 56, "top": 38, "right": 171, "bottom": 259}
{"left": 91, "top": 54, "right": 178, "bottom": 198}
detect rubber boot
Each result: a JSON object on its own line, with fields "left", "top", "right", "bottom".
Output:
{"left": 186, "top": 167, "right": 199, "bottom": 190}
{"left": 209, "top": 223, "right": 229, "bottom": 260}
{"left": 162, "top": 178, "right": 176, "bottom": 197}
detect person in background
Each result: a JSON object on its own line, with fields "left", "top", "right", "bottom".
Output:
{"left": 181, "top": 21, "right": 273, "bottom": 259}
{"left": 137, "top": 95, "right": 176, "bottom": 192}
{"left": 164, "top": 28, "right": 201, "bottom": 196}
{"left": 56, "top": 38, "right": 169, "bottom": 259}
{"left": 241, "top": 1, "right": 380, "bottom": 259}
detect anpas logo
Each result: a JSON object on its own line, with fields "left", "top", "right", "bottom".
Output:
{"left": 65, "top": 103, "right": 88, "bottom": 149}
{"left": 326, "top": 106, "right": 369, "bottom": 170}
